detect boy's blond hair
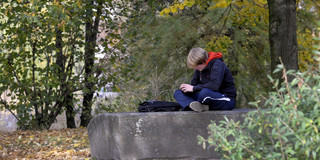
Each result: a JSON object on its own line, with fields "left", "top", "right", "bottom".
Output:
{"left": 187, "top": 48, "right": 208, "bottom": 68}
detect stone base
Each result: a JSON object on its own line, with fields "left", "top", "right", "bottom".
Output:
{"left": 88, "top": 109, "right": 253, "bottom": 160}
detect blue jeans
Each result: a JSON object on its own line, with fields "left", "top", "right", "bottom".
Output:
{"left": 174, "top": 88, "right": 235, "bottom": 111}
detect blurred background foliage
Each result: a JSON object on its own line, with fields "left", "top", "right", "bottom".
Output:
{"left": 0, "top": 0, "right": 319, "bottom": 129}
{"left": 107, "top": 0, "right": 319, "bottom": 112}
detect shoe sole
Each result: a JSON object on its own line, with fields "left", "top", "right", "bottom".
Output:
{"left": 189, "top": 101, "right": 209, "bottom": 112}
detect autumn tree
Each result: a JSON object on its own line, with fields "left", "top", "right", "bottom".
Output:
{"left": 0, "top": 0, "right": 84, "bottom": 129}
{"left": 0, "top": 0, "right": 124, "bottom": 129}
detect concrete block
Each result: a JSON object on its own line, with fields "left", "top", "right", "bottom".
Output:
{"left": 88, "top": 109, "right": 254, "bottom": 160}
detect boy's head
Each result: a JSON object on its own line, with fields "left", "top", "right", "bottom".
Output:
{"left": 187, "top": 47, "right": 208, "bottom": 69}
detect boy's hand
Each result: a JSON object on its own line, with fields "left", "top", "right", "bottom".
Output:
{"left": 180, "top": 84, "right": 193, "bottom": 93}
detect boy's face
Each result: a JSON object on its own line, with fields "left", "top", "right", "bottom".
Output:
{"left": 194, "top": 63, "right": 206, "bottom": 71}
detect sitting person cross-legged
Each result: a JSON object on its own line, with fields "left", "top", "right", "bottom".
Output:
{"left": 174, "top": 47, "right": 237, "bottom": 112}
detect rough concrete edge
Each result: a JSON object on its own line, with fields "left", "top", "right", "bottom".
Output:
{"left": 90, "top": 109, "right": 255, "bottom": 117}
{"left": 87, "top": 109, "right": 256, "bottom": 159}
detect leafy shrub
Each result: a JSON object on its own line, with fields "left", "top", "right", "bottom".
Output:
{"left": 198, "top": 64, "right": 320, "bottom": 159}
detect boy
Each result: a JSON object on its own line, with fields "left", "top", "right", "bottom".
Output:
{"left": 174, "top": 47, "right": 237, "bottom": 112}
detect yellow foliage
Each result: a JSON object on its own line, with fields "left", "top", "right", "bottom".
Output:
{"left": 160, "top": 0, "right": 195, "bottom": 16}
{"left": 5, "top": 9, "right": 9, "bottom": 16}
{"left": 185, "top": 0, "right": 196, "bottom": 7}
{"left": 243, "top": 0, "right": 252, "bottom": 7}
{"left": 170, "top": 5, "right": 178, "bottom": 13}
{"left": 297, "top": 28, "right": 318, "bottom": 71}
{"left": 206, "top": 36, "right": 233, "bottom": 54}
{"left": 178, "top": 3, "right": 185, "bottom": 10}
{"left": 213, "top": 1, "right": 231, "bottom": 8}
{"left": 77, "top": 0, "right": 82, "bottom": 8}
{"left": 233, "top": 1, "right": 243, "bottom": 7}
{"left": 160, "top": 8, "right": 171, "bottom": 16}
{"left": 254, "top": 0, "right": 265, "bottom": 6}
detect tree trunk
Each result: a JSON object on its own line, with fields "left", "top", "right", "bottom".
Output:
{"left": 47, "top": 27, "right": 76, "bottom": 129}
{"left": 268, "top": 0, "right": 299, "bottom": 80}
{"left": 80, "top": 0, "right": 103, "bottom": 127}
{"left": 66, "top": 93, "right": 76, "bottom": 128}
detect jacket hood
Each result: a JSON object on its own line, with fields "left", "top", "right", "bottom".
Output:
{"left": 205, "top": 51, "right": 223, "bottom": 66}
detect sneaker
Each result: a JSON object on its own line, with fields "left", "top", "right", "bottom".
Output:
{"left": 189, "top": 101, "right": 209, "bottom": 112}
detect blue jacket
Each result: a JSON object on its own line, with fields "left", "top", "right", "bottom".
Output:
{"left": 191, "top": 56, "right": 237, "bottom": 99}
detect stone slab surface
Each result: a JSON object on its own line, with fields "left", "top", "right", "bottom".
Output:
{"left": 88, "top": 109, "right": 254, "bottom": 160}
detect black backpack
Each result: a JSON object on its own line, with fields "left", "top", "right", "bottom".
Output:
{"left": 138, "top": 101, "right": 181, "bottom": 112}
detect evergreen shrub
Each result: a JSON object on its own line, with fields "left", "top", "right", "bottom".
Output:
{"left": 198, "top": 64, "right": 320, "bottom": 159}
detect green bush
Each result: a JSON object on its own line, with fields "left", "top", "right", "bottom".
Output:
{"left": 198, "top": 64, "right": 320, "bottom": 159}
